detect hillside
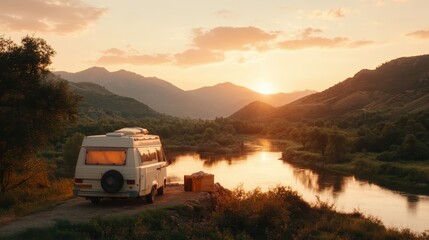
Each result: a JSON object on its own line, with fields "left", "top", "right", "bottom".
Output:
{"left": 233, "top": 55, "right": 429, "bottom": 121}
{"left": 229, "top": 101, "right": 276, "bottom": 120}
{"left": 56, "top": 67, "right": 203, "bottom": 118}
{"left": 68, "top": 81, "right": 161, "bottom": 121}
{"left": 56, "top": 68, "right": 315, "bottom": 119}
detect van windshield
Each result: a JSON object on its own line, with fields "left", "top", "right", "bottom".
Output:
{"left": 85, "top": 149, "right": 127, "bottom": 165}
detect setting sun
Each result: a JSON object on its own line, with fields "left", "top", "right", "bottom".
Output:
{"left": 255, "top": 82, "right": 275, "bottom": 95}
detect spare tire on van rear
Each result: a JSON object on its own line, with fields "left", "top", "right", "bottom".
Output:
{"left": 101, "top": 170, "right": 124, "bottom": 193}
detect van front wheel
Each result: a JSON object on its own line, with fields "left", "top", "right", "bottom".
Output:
{"left": 157, "top": 187, "right": 164, "bottom": 195}
{"left": 157, "top": 179, "right": 166, "bottom": 195}
{"left": 146, "top": 186, "right": 156, "bottom": 203}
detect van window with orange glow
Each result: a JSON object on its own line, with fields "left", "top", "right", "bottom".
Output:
{"left": 85, "top": 149, "right": 127, "bottom": 165}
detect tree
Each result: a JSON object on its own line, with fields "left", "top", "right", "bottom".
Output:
{"left": 325, "top": 131, "right": 350, "bottom": 162}
{"left": 400, "top": 134, "right": 429, "bottom": 161}
{"left": 308, "top": 127, "right": 328, "bottom": 155}
{"left": 62, "top": 132, "right": 85, "bottom": 177}
{"left": 203, "top": 127, "right": 216, "bottom": 142}
{"left": 0, "top": 35, "right": 81, "bottom": 192}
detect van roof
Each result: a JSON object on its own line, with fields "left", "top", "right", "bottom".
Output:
{"left": 81, "top": 128, "right": 162, "bottom": 148}
{"left": 107, "top": 127, "right": 149, "bottom": 136}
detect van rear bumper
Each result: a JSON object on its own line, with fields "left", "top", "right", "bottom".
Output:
{"left": 73, "top": 189, "right": 139, "bottom": 198}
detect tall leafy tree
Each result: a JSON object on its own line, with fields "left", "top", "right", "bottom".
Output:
{"left": 0, "top": 36, "right": 81, "bottom": 192}
{"left": 325, "top": 131, "right": 350, "bottom": 162}
{"left": 400, "top": 134, "right": 429, "bottom": 161}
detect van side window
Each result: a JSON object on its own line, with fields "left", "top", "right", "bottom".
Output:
{"left": 156, "top": 148, "right": 166, "bottom": 162}
{"left": 138, "top": 148, "right": 150, "bottom": 164}
{"left": 149, "top": 149, "right": 158, "bottom": 161}
{"left": 138, "top": 148, "right": 157, "bottom": 164}
{"left": 85, "top": 149, "right": 127, "bottom": 165}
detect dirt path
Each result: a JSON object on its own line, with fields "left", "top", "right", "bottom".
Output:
{"left": 0, "top": 185, "right": 209, "bottom": 237}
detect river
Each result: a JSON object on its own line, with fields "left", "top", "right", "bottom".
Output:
{"left": 166, "top": 142, "right": 429, "bottom": 233}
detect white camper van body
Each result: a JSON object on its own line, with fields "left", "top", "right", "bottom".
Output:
{"left": 73, "top": 128, "right": 167, "bottom": 204}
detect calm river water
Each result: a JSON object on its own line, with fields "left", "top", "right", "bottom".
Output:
{"left": 167, "top": 142, "right": 429, "bottom": 233}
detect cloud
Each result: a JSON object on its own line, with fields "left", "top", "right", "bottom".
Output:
{"left": 374, "top": 0, "right": 408, "bottom": 6}
{"left": 279, "top": 37, "right": 349, "bottom": 49}
{"left": 278, "top": 28, "right": 347, "bottom": 49}
{"left": 406, "top": 29, "right": 429, "bottom": 39}
{"left": 96, "top": 48, "right": 171, "bottom": 65}
{"left": 308, "top": 8, "right": 347, "bottom": 19}
{"left": 348, "top": 40, "right": 374, "bottom": 48}
{"left": 174, "top": 49, "right": 225, "bottom": 67}
{"left": 193, "top": 26, "right": 278, "bottom": 51}
{"left": 0, "top": 0, "right": 106, "bottom": 34}
{"left": 278, "top": 27, "right": 373, "bottom": 49}
{"left": 215, "top": 9, "right": 234, "bottom": 18}
{"left": 95, "top": 26, "right": 373, "bottom": 68}
{"left": 102, "top": 48, "right": 126, "bottom": 56}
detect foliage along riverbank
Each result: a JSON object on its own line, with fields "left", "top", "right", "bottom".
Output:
{"left": 279, "top": 139, "right": 429, "bottom": 194}
{"left": 3, "top": 185, "right": 427, "bottom": 240}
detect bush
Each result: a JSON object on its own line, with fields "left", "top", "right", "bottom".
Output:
{"left": 214, "top": 186, "right": 311, "bottom": 239}
{"left": 0, "top": 192, "right": 16, "bottom": 209}
{"left": 7, "top": 185, "right": 425, "bottom": 240}
{"left": 377, "top": 151, "right": 399, "bottom": 162}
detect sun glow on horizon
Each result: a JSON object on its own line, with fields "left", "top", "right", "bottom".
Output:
{"left": 254, "top": 81, "right": 275, "bottom": 95}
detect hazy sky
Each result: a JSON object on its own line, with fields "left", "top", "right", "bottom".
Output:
{"left": 2, "top": 0, "right": 429, "bottom": 93}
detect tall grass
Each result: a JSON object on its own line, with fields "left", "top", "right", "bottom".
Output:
{"left": 0, "top": 178, "right": 73, "bottom": 219}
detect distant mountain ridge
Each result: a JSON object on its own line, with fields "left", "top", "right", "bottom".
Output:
{"left": 231, "top": 54, "right": 429, "bottom": 121}
{"left": 55, "top": 67, "right": 315, "bottom": 118}
{"left": 56, "top": 67, "right": 201, "bottom": 118}
{"left": 68, "top": 81, "right": 162, "bottom": 121}
{"left": 188, "top": 82, "right": 315, "bottom": 117}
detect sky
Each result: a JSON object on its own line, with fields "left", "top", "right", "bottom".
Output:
{"left": 2, "top": 0, "right": 429, "bottom": 94}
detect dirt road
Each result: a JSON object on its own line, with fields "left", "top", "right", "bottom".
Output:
{"left": 0, "top": 185, "right": 209, "bottom": 237}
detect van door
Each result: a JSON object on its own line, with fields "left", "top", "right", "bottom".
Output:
{"left": 139, "top": 148, "right": 159, "bottom": 194}
{"left": 156, "top": 147, "right": 167, "bottom": 188}
{"left": 137, "top": 148, "right": 148, "bottom": 195}
{"left": 139, "top": 166, "right": 145, "bottom": 195}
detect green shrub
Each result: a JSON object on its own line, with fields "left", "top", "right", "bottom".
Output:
{"left": 377, "top": 151, "right": 399, "bottom": 162}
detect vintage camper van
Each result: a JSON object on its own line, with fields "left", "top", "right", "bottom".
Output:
{"left": 73, "top": 127, "right": 167, "bottom": 204}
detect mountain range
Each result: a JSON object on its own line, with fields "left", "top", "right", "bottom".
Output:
{"left": 55, "top": 68, "right": 315, "bottom": 119}
{"left": 231, "top": 54, "right": 429, "bottom": 121}
{"left": 68, "top": 81, "right": 162, "bottom": 121}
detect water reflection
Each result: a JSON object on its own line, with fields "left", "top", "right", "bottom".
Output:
{"left": 167, "top": 149, "right": 429, "bottom": 232}
{"left": 292, "top": 168, "right": 346, "bottom": 198}
{"left": 405, "top": 194, "right": 419, "bottom": 214}
{"left": 200, "top": 153, "right": 248, "bottom": 167}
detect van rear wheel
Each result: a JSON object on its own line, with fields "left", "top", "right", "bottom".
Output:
{"left": 146, "top": 186, "right": 156, "bottom": 203}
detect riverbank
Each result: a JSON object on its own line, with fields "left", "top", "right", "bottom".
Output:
{"left": 279, "top": 139, "right": 429, "bottom": 195}
{"left": 2, "top": 184, "right": 426, "bottom": 240}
